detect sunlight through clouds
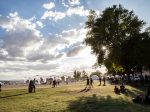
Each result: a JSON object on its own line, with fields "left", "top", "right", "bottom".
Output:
{"left": 1, "top": 0, "right": 150, "bottom": 80}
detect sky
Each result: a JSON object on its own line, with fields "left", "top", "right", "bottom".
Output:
{"left": 0, "top": 0, "right": 150, "bottom": 80}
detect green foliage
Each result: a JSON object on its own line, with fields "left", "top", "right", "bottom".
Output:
{"left": 74, "top": 70, "right": 82, "bottom": 81}
{"left": 85, "top": 4, "right": 150, "bottom": 74}
{"left": 112, "top": 63, "right": 124, "bottom": 74}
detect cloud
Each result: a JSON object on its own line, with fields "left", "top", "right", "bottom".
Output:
{"left": 27, "top": 51, "right": 64, "bottom": 62}
{"left": 41, "top": 2, "right": 89, "bottom": 21}
{"left": 36, "top": 21, "right": 44, "bottom": 28}
{"left": 62, "top": 29, "right": 78, "bottom": 38}
{"left": 61, "top": 28, "right": 87, "bottom": 46}
{"left": 0, "top": 12, "right": 66, "bottom": 62}
{"left": 41, "top": 11, "right": 66, "bottom": 21}
{"left": 67, "top": 6, "right": 89, "bottom": 16}
{"left": 62, "top": 0, "right": 69, "bottom": 8}
{"left": 43, "top": 2, "right": 55, "bottom": 10}
{"left": 0, "top": 11, "right": 97, "bottom": 80}
{"left": 67, "top": 45, "right": 84, "bottom": 57}
{"left": 26, "top": 63, "right": 59, "bottom": 71}
{"left": 68, "top": 0, "right": 80, "bottom": 6}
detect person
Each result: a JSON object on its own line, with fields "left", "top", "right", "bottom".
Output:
{"left": 53, "top": 78, "right": 57, "bottom": 88}
{"left": 114, "top": 85, "right": 120, "bottom": 94}
{"left": 66, "top": 78, "right": 68, "bottom": 85}
{"left": 147, "top": 85, "right": 150, "bottom": 96}
{"left": 85, "top": 77, "right": 90, "bottom": 89}
{"left": 0, "top": 83, "right": 2, "bottom": 92}
{"left": 120, "top": 83, "right": 126, "bottom": 93}
{"left": 133, "top": 94, "right": 145, "bottom": 104}
{"left": 103, "top": 76, "right": 106, "bottom": 86}
{"left": 90, "top": 78, "right": 93, "bottom": 88}
{"left": 32, "top": 78, "right": 36, "bottom": 93}
{"left": 145, "top": 85, "right": 150, "bottom": 104}
{"left": 28, "top": 80, "right": 33, "bottom": 93}
{"left": 99, "top": 77, "right": 101, "bottom": 86}
{"left": 145, "top": 74, "right": 148, "bottom": 84}
{"left": 57, "top": 79, "right": 60, "bottom": 86}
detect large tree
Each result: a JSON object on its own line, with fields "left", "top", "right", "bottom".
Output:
{"left": 85, "top": 5, "right": 150, "bottom": 74}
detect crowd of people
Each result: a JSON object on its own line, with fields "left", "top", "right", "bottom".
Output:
{"left": 26, "top": 74, "right": 150, "bottom": 105}
{"left": 85, "top": 76, "right": 106, "bottom": 89}
{"left": 108, "top": 74, "right": 150, "bottom": 85}
{"left": 51, "top": 78, "right": 61, "bottom": 88}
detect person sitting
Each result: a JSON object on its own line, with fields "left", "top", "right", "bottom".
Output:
{"left": 147, "top": 85, "right": 150, "bottom": 96}
{"left": 114, "top": 85, "right": 120, "bottom": 94}
{"left": 133, "top": 94, "right": 145, "bottom": 103}
{"left": 120, "top": 83, "right": 126, "bottom": 93}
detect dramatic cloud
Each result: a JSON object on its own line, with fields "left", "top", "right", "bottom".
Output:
{"left": 0, "top": 12, "right": 67, "bottom": 62}
{"left": 43, "top": 2, "right": 55, "bottom": 10}
{"left": 67, "top": 45, "right": 84, "bottom": 57}
{"left": 0, "top": 2, "right": 97, "bottom": 80}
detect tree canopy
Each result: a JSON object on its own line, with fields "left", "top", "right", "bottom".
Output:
{"left": 85, "top": 4, "right": 150, "bottom": 74}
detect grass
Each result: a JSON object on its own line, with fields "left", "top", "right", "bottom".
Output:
{"left": 0, "top": 81, "right": 150, "bottom": 112}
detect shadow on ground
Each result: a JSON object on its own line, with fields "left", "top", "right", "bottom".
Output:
{"left": 0, "top": 92, "right": 28, "bottom": 99}
{"left": 67, "top": 94, "right": 150, "bottom": 112}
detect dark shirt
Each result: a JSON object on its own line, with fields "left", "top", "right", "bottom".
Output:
{"left": 86, "top": 78, "right": 89, "bottom": 85}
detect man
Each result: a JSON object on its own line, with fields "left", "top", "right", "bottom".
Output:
{"left": 90, "top": 78, "right": 93, "bottom": 88}
{"left": 120, "top": 83, "right": 126, "bottom": 93}
{"left": 99, "top": 77, "right": 102, "bottom": 86}
{"left": 103, "top": 76, "right": 106, "bottom": 86}
{"left": 28, "top": 80, "right": 33, "bottom": 93}
{"left": 85, "top": 77, "right": 90, "bottom": 89}
{"left": 0, "top": 83, "right": 2, "bottom": 92}
{"left": 53, "top": 78, "right": 56, "bottom": 88}
{"left": 32, "top": 78, "right": 36, "bottom": 93}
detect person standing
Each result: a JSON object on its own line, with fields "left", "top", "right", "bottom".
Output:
{"left": 53, "top": 78, "right": 56, "bottom": 88}
{"left": 99, "top": 76, "right": 102, "bottom": 86}
{"left": 145, "top": 74, "right": 148, "bottom": 84}
{"left": 0, "top": 83, "right": 2, "bottom": 92}
{"left": 90, "top": 78, "right": 93, "bottom": 88}
{"left": 85, "top": 77, "right": 90, "bottom": 89}
{"left": 32, "top": 78, "right": 36, "bottom": 93}
{"left": 103, "top": 76, "right": 106, "bottom": 86}
{"left": 28, "top": 80, "right": 33, "bottom": 93}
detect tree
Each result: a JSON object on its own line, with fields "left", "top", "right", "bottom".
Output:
{"left": 61, "top": 76, "right": 65, "bottom": 81}
{"left": 40, "top": 77, "right": 44, "bottom": 84}
{"left": 76, "top": 71, "right": 81, "bottom": 81}
{"left": 85, "top": 4, "right": 150, "bottom": 74}
{"left": 81, "top": 70, "right": 87, "bottom": 80}
{"left": 120, "top": 32, "right": 150, "bottom": 74}
{"left": 73, "top": 70, "right": 77, "bottom": 81}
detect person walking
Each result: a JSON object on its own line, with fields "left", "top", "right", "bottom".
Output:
{"left": 85, "top": 77, "right": 90, "bottom": 89}
{"left": 99, "top": 76, "right": 102, "bottom": 86}
{"left": 90, "top": 78, "right": 93, "bottom": 88}
{"left": 103, "top": 76, "right": 106, "bottom": 86}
